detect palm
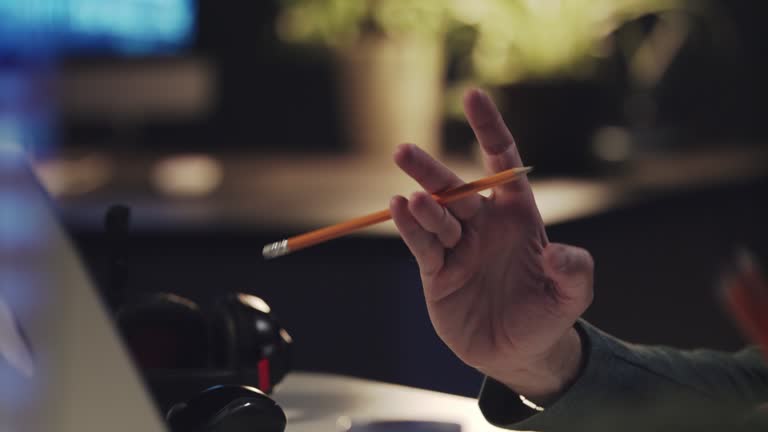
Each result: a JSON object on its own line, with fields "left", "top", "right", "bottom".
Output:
{"left": 427, "top": 194, "right": 560, "bottom": 370}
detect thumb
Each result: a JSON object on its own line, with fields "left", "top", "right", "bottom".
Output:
{"left": 543, "top": 243, "right": 595, "bottom": 309}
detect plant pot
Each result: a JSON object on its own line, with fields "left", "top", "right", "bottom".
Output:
{"left": 335, "top": 34, "right": 445, "bottom": 159}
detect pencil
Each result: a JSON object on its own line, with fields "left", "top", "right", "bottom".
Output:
{"left": 262, "top": 166, "right": 532, "bottom": 259}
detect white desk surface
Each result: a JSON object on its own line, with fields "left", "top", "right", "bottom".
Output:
{"left": 273, "top": 372, "right": 515, "bottom": 432}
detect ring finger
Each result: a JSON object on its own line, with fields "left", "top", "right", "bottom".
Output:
{"left": 409, "top": 191, "right": 462, "bottom": 248}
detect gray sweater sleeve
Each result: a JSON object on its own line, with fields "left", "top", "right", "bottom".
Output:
{"left": 478, "top": 320, "right": 768, "bottom": 431}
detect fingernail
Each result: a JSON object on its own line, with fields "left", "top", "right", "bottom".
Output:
{"left": 474, "top": 88, "right": 489, "bottom": 101}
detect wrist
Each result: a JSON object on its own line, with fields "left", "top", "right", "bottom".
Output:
{"left": 493, "top": 327, "right": 584, "bottom": 406}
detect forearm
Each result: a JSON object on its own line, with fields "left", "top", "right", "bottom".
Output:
{"left": 478, "top": 320, "right": 768, "bottom": 431}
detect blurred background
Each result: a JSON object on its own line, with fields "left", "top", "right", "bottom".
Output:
{"left": 2, "top": 0, "right": 767, "bottom": 397}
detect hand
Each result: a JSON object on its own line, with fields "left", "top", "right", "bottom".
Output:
{"left": 389, "top": 89, "right": 594, "bottom": 403}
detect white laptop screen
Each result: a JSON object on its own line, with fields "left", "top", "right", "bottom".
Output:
{"left": 0, "top": 148, "right": 166, "bottom": 432}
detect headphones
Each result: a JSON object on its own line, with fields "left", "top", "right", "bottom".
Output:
{"left": 104, "top": 205, "right": 291, "bottom": 431}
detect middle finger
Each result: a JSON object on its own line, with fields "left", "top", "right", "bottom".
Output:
{"left": 394, "top": 143, "right": 483, "bottom": 220}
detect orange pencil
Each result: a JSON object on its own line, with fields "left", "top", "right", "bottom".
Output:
{"left": 262, "top": 166, "right": 533, "bottom": 259}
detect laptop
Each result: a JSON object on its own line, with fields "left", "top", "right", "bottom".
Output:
{"left": 0, "top": 146, "right": 166, "bottom": 431}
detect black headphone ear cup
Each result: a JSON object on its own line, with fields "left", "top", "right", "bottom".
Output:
{"left": 215, "top": 293, "right": 293, "bottom": 393}
{"left": 116, "top": 293, "right": 209, "bottom": 369}
{"left": 167, "top": 385, "right": 253, "bottom": 426}
{"left": 166, "top": 385, "right": 286, "bottom": 432}
{"left": 209, "top": 299, "right": 238, "bottom": 370}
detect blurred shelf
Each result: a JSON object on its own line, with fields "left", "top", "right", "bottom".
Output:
{"left": 34, "top": 145, "right": 768, "bottom": 234}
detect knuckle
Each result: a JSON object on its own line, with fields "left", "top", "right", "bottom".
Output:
{"left": 408, "top": 193, "right": 428, "bottom": 215}
{"left": 438, "top": 205, "right": 449, "bottom": 224}
{"left": 585, "top": 286, "right": 595, "bottom": 307}
{"left": 441, "top": 230, "right": 460, "bottom": 249}
{"left": 440, "top": 214, "right": 462, "bottom": 247}
{"left": 555, "top": 244, "right": 594, "bottom": 274}
{"left": 577, "top": 247, "right": 594, "bottom": 272}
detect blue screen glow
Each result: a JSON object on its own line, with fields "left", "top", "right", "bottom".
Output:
{"left": 0, "top": 0, "right": 195, "bottom": 56}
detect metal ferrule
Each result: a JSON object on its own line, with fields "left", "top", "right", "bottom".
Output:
{"left": 262, "top": 239, "right": 290, "bottom": 259}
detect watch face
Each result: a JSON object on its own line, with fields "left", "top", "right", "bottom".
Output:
{"left": 340, "top": 419, "right": 462, "bottom": 432}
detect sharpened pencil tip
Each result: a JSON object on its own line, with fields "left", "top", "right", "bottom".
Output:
{"left": 262, "top": 239, "right": 290, "bottom": 259}
{"left": 520, "top": 166, "right": 533, "bottom": 175}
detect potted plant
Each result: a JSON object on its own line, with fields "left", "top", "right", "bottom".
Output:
{"left": 277, "top": 0, "right": 690, "bottom": 162}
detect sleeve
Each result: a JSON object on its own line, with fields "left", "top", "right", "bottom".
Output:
{"left": 477, "top": 320, "right": 768, "bottom": 431}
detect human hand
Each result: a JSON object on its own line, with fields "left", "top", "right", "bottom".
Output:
{"left": 390, "top": 89, "right": 594, "bottom": 403}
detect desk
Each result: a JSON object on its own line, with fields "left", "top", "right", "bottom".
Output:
{"left": 273, "top": 372, "right": 513, "bottom": 432}
{"left": 35, "top": 146, "right": 768, "bottom": 231}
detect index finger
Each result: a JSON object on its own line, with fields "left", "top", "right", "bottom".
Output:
{"left": 394, "top": 143, "right": 482, "bottom": 221}
{"left": 464, "top": 89, "right": 530, "bottom": 195}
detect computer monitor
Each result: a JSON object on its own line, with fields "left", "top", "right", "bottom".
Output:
{"left": 0, "top": 0, "right": 195, "bottom": 56}
{"left": 0, "top": 146, "right": 166, "bottom": 431}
